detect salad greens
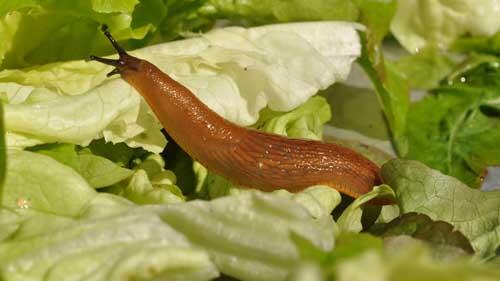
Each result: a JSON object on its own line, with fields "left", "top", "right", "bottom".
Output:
{"left": 382, "top": 159, "right": 500, "bottom": 259}
{"left": 391, "top": 0, "right": 500, "bottom": 53}
{"left": 2, "top": 0, "right": 500, "bottom": 280}
{"left": 406, "top": 58, "right": 500, "bottom": 188}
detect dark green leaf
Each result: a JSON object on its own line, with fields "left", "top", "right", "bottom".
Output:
{"left": 452, "top": 31, "right": 500, "bottom": 56}
{"left": 83, "top": 138, "right": 147, "bottom": 168}
{"left": 382, "top": 159, "right": 500, "bottom": 259}
{"left": 406, "top": 59, "right": 500, "bottom": 187}
{"left": 371, "top": 212, "right": 474, "bottom": 255}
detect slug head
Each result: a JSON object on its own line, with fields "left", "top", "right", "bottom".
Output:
{"left": 89, "top": 25, "right": 141, "bottom": 77}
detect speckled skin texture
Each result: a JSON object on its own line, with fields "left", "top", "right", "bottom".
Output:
{"left": 122, "top": 57, "right": 382, "bottom": 198}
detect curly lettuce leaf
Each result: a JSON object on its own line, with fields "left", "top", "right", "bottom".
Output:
{"left": 1, "top": 150, "right": 96, "bottom": 215}
{"left": 382, "top": 159, "right": 500, "bottom": 259}
{"left": 201, "top": 0, "right": 359, "bottom": 24}
{"left": 110, "top": 154, "right": 185, "bottom": 204}
{"left": 391, "top": 0, "right": 500, "bottom": 53}
{"left": 336, "top": 185, "right": 394, "bottom": 233}
{"left": 0, "top": 149, "right": 341, "bottom": 281}
{"left": 253, "top": 96, "right": 331, "bottom": 140}
{"left": 0, "top": 0, "right": 216, "bottom": 69}
{"left": 334, "top": 238, "right": 500, "bottom": 281}
{"left": 156, "top": 191, "right": 337, "bottom": 281}
{"left": 27, "top": 143, "right": 133, "bottom": 188}
{"left": 292, "top": 232, "right": 500, "bottom": 281}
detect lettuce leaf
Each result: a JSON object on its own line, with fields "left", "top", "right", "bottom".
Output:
{"left": 0, "top": 0, "right": 215, "bottom": 69}
{"left": 202, "top": 0, "right": 359, "bottom": 23}
{"left": 28, "top": 143, "right": 134, "bottom": 189}
{"left": 2, "top": 150, "right": 96, "bottom": 215}
{"left": 392, "top": 48, "right": 457, "bottom": 90}
{"left": 382, "top": 159, "right": 500, "bottom": 259}
{"left": 391, "top": 0, "right": 500, "bottom": 53}
{"left": 0, "top": 149, "right": 341, "bottom": 281}
{"left": 405, "top": 59, "right": 500, "bottom": 187}
{"left": 110, "top": 154, "right": 185, "bottom": 204}
{"left": 253, "top": 96, "right": 331, "bottom": 140}
{"left": 452, "top": 31, "right": 500, "bottom": 56}
{"left": 334, "top": 238, "right": 500, "bottom": 281}
{"left": 0, "top": 102, "right": 5, "bottom": 193}
{"left": 291, "top": 232, "right": 500, "bottom": 281}
{"left": 156, "top": 191, "right": 337, "bottom": 281}
{"left": 336, "top": 185, "right": 394, "bottom": 233}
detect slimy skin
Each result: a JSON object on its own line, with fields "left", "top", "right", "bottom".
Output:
{"left": 90, "top": 26, "right": 383, "bottom": 199}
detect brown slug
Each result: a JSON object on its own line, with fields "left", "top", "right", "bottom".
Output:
{"left": 90, "top": 25, "right": 384, "bottom": 200}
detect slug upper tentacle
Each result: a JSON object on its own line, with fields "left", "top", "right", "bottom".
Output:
{"left": 90, "top": 26, "right": 389, "bottom": 203}
{"left": 89, "top": 25, "right": 141, "bottom": 77}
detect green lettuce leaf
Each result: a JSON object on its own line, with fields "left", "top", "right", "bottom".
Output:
{"left": 0, "top": 0, "right": 216, "bottom": 69}
{"left": 334, "top": 238, "right": 500, "bottom": 281}
{"left": 291, "top": 232, "right": 383, "bottom": 280}
{"left": 292, "top": 232, "right": 500, "bottom": 281}
{"left": 253, "top": 96, "right": 331, "bottom": 140}
{"left": 382, "top": 159, "right": 500, "bottom": 259}
{"left": 452, "top": 31, "right": 500, "bottom": 56}
{"left": 1, "top": 22, "right": 360, "bottom": 152}
{"left": 336, "top": 185, "right": 394, "bottom": 233}
{"left": 2, "top": 150, "right": 96, "bottom": 215}
{"left": 0, "top": 202, "right": 219, "bottom": 281}
{"left": 156, "top": 190, "right": 337, "bottom": 281}
{"left": 352, "top": 0, "right": 396, "bottom": 44}
{"left": 392, "top": 47, "right": 457, "bottom": 89}
{"left": 391, "top": 0, "right": 500, "bottom": 53}
{"left": 0, "top": 102, "right": 5, "bottom": 193}
{"left": 28, "top": 143, "right": 133, "bottom": 189}
{"left": 76, "top": 150, "right": 134, "bottom": 188}
{"left": 1, "top": 149, "right": 341, "bottom": 281}
{"left": 201, "top": 0, "right": 359, "bottom": 24}
{"left": 406, "top": 59, "right": 500, "bottom": 187}
{"left": 110, "top": 154, "right": 185, "bottom": 204}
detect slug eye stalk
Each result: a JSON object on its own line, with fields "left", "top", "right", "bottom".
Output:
{"left": 89, "top": 25, "right": 140, "bottom": 77}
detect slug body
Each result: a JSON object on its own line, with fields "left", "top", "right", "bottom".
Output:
{"left": 90, "top": 27, "right": 382, "bottom": 199}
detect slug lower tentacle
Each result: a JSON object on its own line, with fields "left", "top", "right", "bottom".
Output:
{"left": 90, "top": 25, "right": 386, "bottom": 201}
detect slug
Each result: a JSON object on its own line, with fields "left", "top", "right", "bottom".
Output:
{"left": 90, "top": 26, "right": 383, "bottom": 199}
